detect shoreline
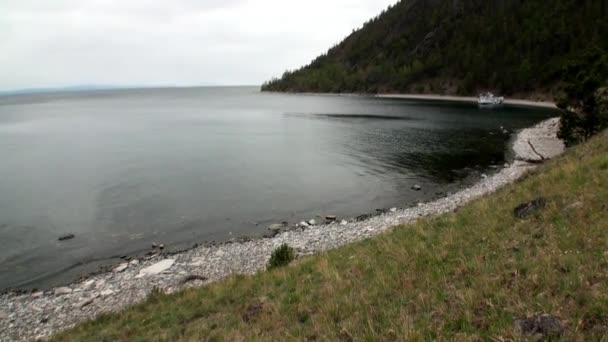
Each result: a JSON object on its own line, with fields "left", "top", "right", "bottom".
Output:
{"left": 0, "top": 116, "right": 565, "bottom": 341}
{"left": 375, "top": 94, "right": 558, "bottom": 109}
{"left": 265, "top": 91, "right": 558, "bottom": 109}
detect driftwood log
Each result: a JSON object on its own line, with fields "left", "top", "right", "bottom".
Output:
{"left": 515, "top": 140, "right": 547, "bottom": 164}
{"left": 528, "top": 139, "right": 547, "bottom": 160}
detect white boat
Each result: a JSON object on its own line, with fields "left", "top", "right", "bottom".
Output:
{"left": 478, "top": 92, "right": 504, "bottom": 108}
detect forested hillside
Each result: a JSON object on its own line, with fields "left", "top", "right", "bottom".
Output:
{"left": 262, "top": 0, "right": 608, "bottom": 96}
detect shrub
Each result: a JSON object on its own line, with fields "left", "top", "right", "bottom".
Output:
{"left": 557, "top": 47, "right": 608, "bottom": 146}
{"left": 268, "top": 244, "right": 295, "bottom": 269}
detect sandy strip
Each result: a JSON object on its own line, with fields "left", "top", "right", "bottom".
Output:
{"left": 0, "top": 117, "right": 564, "bottom": 341}
{"left": 375, "top": 94, "right": 557, "bottom": 109}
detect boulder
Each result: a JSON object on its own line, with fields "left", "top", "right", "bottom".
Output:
{"left": 308, "top": 219, "right": 317, "bottom": 226}
{"left": 76, "top": 298, "right": 94, "bottom": 309}
{"left": 325, "top": 215, "right": 337, "bottom": 221}
{"left": 340, "top": 220, "right": 348, "bottom": 225}
{"left": 267, "top": 224, "right": 284, "bottom": 232}
{"left": 81, "top": 279, "right": 95, "bottom": 289}
{"left": 129, "top": 259, "right": 140, "bottom": 265}
{"left": 356, "top": 214, "right": 371, "bottom": 222}
{"left": 100, "top": 289, "right": 115, "bottom": 297}
{"left": 58, "top": 234, "right": 75, "bottom": 241}
{"left": 514, "top": 197, "right": 547, "bottom": 219}
{"left": 135, "top": 259, "right": 175, "bottom": 278}
{"left": 390, "top": 207, "right": 397, "bottom": 213}
{"left": 299, "top": 221, "right": 310, "bottom": 227}
{"left": 114, "top": 263, "right": 128, "bottom": 273}
{"left": 514, "top": 314, "right": 563, "bottom": 338}
{"left": 54, "top": 287, "right": 73, "bottom": 295}
{"left": 412, "top": 185, "right": 422, "bottom": 191}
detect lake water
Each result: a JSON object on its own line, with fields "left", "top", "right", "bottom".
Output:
{"left": 0, "top": 86, "right": 554, "bottom": 290}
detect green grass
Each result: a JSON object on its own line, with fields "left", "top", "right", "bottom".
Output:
{"left": 55, "top": 132, "right": 608, "bottom": 341}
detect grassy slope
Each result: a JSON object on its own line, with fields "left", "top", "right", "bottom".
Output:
{"left": 55, "top": 132, "right": 608, "bottom": 340}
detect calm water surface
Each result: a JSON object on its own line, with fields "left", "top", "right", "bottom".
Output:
{"left": 0, "top": 87, "right": 554, "bottom": 290}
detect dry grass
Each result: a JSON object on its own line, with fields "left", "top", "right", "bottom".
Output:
{"left": 54, "top": 132, "right": 608, "bottom": 341}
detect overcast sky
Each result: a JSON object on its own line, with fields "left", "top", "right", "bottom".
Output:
{"left": 0, "top": 0, "right": 398, "bottom": 91}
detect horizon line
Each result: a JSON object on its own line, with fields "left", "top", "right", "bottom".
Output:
{"left": 0, "top": 84, "right": 262, "bottom": 96}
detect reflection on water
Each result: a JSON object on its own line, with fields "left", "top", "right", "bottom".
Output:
{"left": 0, "top": 87, "right": 555, "bottom": 290}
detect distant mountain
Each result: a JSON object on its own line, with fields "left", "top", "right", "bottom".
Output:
{"left": 0, "top": 85, "right": 127, "bottom": 96}
{"left": 0, "top": 84, "right": 225, "bottom": 96}
{"left": 262, "top": 0, "right": 608, "bottom": 96}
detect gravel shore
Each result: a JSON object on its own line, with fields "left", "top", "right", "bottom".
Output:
{"left": 0, "top": 118, "right": 564, "bottom": 341}
{"left": 376, "top": 93, "right": 558, "bottom": 109}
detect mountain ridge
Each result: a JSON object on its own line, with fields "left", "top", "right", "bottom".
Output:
{"left": 262, "top": 0, "right": 608, "bottom": 96}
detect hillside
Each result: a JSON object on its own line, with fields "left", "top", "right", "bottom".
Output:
{"left": 262, "top": 0, "right": 608, "bottom": 96}
{"left": 54, "top": 130, "right": 608, "bottom": 340}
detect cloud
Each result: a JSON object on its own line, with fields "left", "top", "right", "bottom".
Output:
{"left": 0, "top": 0, "right": 398, "bottom": 90}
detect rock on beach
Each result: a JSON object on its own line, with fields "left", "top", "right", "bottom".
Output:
{"left": 135, "top": 259, "right": 175, "bottom": 278}
{"left": 58, "top": 234, "right": 75, "bottom": 241}
{"left": 113, "top": 263, "right": 128, "bottom": 273}
{"left": 54, "top": 287, "right": 73, "bottom": 295}
{"left": 267, "top": 224, "right": 284, "bottom": 232}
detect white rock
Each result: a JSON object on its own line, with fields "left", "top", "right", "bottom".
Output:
{"left": 114, "top": 263, "right": 128, "bottom": 273}
{"left": 308, "top": 219, "right": 317, "bottom": 226}
{"left": 340, "top": 220, "right": 348, "bottom": 226}
{"left": 129, "top": 259, "right": 140, "bottom": 265}
{"left": 82, "top": 279, "right": 95, "bottom": 289}
{"left": 135, "top": 259, "right": 175, "bottom": 278}
{"left": 412, "top": 184, "right": 422, "bottom": 191}
{"left": 100, "top": 289, "right": 114, "bottom": 297}
{"left": 390, "top": 207, "right": 397, "bottom": 213}
{"left": 267, "top": 224, "right": 284, "bottom": 231}
{"left": 189, "top": 257, "right": 204, "bottom": 267}
{"left": 54, "top": 287, "right": 73, "bottom": 295}
{"left": 299, "top": 221, "right": 310, "bottom": 227}
{"left": 76, "top": 298, "right": 94, "bottom": 308}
